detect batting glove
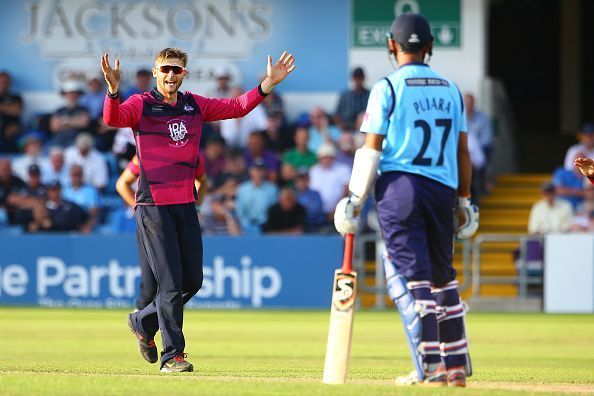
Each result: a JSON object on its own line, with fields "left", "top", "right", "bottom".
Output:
{"left": 455, "top": 197, "right": 479, "bottom": 239}
{"left": 334, "top": 197, "right": 360, "bottom": 236}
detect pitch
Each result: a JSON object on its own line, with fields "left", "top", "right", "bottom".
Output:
{"left": 0, "top": 309, "right": 593, "bottom": 395}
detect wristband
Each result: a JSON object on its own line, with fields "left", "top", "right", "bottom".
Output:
{"left": 107, "top": 90, "right": 119, "bottom": 99}
{"left": 257, "top": 84, "right": 269, "bottom": 97}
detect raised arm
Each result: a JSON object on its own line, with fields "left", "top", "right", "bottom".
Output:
{"left": 101, "top": 53, "right": 142, "bottom": 128}
{"left": 197, "top": 51, "right": 295, "bottom": 122}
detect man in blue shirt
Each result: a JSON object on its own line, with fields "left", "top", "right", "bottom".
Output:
{"left": 334, "top": 13, "right": 477, "bottom": 387}
{"left": 236, "top": 160, "right": 278, "bottom": 233}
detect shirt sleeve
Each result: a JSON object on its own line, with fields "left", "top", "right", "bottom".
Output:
{"left": 195, "top": 151, "right": 205, "bottom": 178}
{"left": 456, "top": 85, "right": 467, "bottom": 133}
{"left": 193, "top": 86, "right": 266, "bottom": 122}
{"left": 127, "top": 156, "right": 140, "bottom": 177}
{"left": 360, "top": 79, "right": 391, "bottom": 135}
{"left": 103, "top": 93, "right": 143, "bottom": 128}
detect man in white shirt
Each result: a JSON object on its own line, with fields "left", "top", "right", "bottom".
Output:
{"left": 64, "top": 133, "right": 108, "bottom": 191}
{"left": 528, "top": 182, "right": 573, "bottom": 234}
{"left": 220, "top": 87, "right": 268, "bottom": 147}
{"left": 309, "top": 142, "right": 350, "bottom": 218}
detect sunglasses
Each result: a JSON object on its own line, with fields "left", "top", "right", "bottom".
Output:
{"left": 158, "top": 65, "right": 185, "bottom": 74}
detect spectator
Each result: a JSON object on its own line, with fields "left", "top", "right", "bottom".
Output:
{"left": 208, "top": 67, "right": 233, "bottom": 98}
{"left": 11, "top": 131, "right": 47, "bottom": 182}
{"left": 64, "top": 133, "right": 108, "bottom": 191}
{"left": 94, "top": 113, "right": 118, "bottom": 152}
{"left": 308, "top": 107, "right": 341, "bottom": 153}
{"left": 49, "top": 80, "right": 91, "bottom": 147}
{"left": 41, "top": 147, "right": 69, "bottom": 186}
{"left": 220, "top": 87, "right": 268, "bottom": 147}
{"left": 263, "top": 112, "right": 293, "bottom": 152}
{"left": 262, "top": 187, "right": 306, "bottom": 234}
{"left": 569, "top": 186, "right": 594, "bottom": 232}
{"left": 204, "top": 135, "right": 227, "bottom": 184}
{"left": 564, "top": 123, "right": 594, "bottom": 171}
{"left": 335, "top": 131, "right": 357, "bottom": 169}
{"left": 309, "top": 142, "right": 350, "bottom": 219}
{"left": 62, "top": 165, "right": 100, "bottom": 233}
{"left": 244, "top": 131, "right": 280, "bottom": 183}
{"left": 41, "top": 181, "right": 88, "bottom": 232}
{"left": 0, "top": 71, "right": 24, "bottom": 153}
{"left": 5, "top": 164, "right": 50, "bottom": 232}
{"left": 0, "top": 158, "right": 25, "bottom": 210}
{"left": 122, "top": 69, "right": 152, "bottom": 101}
{"left": 236, "top": 160, "right": 278, "bottom": 233}
{"left": 333, "top": 67, "right": 370, "bottom": 132}
{"left": 467, "top": 131, "right": 486, "bottom": 203}
{"left": 552, "top": 153, "right": 587, "bottom": 211}
{"left": 465, "top": 93, "right": 493, "bottom": 194}
{"left": 80, "top": 75, "right": 105, "bottom": 121}
{"left": 213, "top": 148, "right": 248, "bottom": 189}
{"left": 281, "top": 126, "right": 317, "bottom": 184}
{"left": 112, "top": 127, "right": 136, "bottom": 171}
{"left": 528, "top": 182, "right": 573, "bottom": 234}
{"left": 199, "top": 194, "right": 241, "bottom": 235}
{"left": 294, "top": 170, "right": 327, "bottom": 232}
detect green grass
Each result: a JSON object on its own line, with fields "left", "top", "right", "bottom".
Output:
{"left": 0, "top": 309, "right": 593, "bottom": 395}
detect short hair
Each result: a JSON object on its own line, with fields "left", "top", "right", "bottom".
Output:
{"left": 155, "top": 48, "right": 188, "bottom": 67}
{"left": 137, "top": 69, "right": 151, "bottom": 77}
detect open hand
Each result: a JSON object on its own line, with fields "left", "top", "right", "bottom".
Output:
{"left": 261, "top": 51, "right": 296, "bottom": 94}
{"left": 101, "top": 53, "right": 121, "bottom": 95}
{"left": 575, "top": 157, "right": 594, "bottom": 178}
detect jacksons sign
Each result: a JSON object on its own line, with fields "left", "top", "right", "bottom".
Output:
{"left": 0, "top": 235, "right": 340, "bottom": 309}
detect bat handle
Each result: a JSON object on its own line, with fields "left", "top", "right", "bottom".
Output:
{"left": 341, "top": 233, "right": 354, "bottom": 274}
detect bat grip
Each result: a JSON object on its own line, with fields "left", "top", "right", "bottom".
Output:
{"left": 341, "top": 233, "right": 354, "bottom": 274}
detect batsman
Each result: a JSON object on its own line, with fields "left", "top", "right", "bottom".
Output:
{"left": 334, "top": 13, "right": 478, "bottom": 387}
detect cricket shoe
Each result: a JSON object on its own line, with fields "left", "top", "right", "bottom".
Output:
{"left": 160, "top": 353, "right": 194, "bottom": 373}
{"left": 447, "top": 366, "right": 467, "bottom": 387}
{"left": 127, "top": 313, "right": 158, "bottom": 364}
{"left": 396, "top": 365, "right": 447, "bottom": 386}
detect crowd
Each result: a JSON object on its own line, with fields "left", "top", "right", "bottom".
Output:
{"left": 0, "top": 67, "right": 375, "bottom": 235}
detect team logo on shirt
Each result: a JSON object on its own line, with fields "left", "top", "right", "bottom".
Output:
{"left": 167, "top": 119, "right": 189, "bottom": 147}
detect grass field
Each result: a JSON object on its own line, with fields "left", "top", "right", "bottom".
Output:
{"left": 0, "top": 309, "right": 593, "bottom": 395}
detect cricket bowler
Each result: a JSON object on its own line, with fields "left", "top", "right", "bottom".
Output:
{"left": 334, "top": 13, "right": 478, "bottom": 386}
{"left": 102, "top": 48, "right": 295, "bottom": 372}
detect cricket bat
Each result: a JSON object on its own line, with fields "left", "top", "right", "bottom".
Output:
{"left": 322, "top": 233, "right": 357, "bottom": 384}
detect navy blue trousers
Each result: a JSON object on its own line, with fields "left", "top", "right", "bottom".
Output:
{"left": 375, "top": 171, "right": 456, "bottom": 286}
{"left": 131, "top": 203, "right": 203, "bottom": 366}
{"left": 135, "top": 231, "right": 156, "bottom": 310}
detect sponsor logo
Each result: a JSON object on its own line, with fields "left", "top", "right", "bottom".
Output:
{"left": 167, "top": 119, "right": 189, "bottom": 147}
{"left": 409, "top": 33, "right": 420, "bottom": 43}
{"left": 332, "top": 272, "right": 356, "bottom": 311}
{"left": 151, "top": 105, "right": 164, "bottom": 112}
{"left": 183, "top": 104, "right": 194, "bottom": 112}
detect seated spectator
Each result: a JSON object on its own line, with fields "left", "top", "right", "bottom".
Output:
{"left": 49, "top": 80, "right": 91, "bottom": 147}
{"left": 112, "top": 127, "right": 136, "bottom": 171}
{"left": 333, "top": 67, "right": 370, "bottom": 132}
{"left": 62, "top": 165, "right": 100, "bottom": 233}
{"left": 122, "top": 69, "right": 152, "bottom": 101}
{"left": 281, "top": 126, "right": 317, "bottom": 184}
{"left": 41, "top": 147, "right": 69, "bottom": 187}
{"left": 262, "top": 187, "right": 306, "bottom": 234}
{"left": 308, "top": 107, "right": 341, "bottom": 153}
{"left": 564, "top": 123, "right": 594, "bottom": 170}
{"left": 213, "top": 148, "right": 248, "bottom": 189}
{"left": 220, "top": 87, "right": 268, "bottom": 147}
{"left": 204, "top": 135, "right": 227, "bottom": 184}
{"left": 263, "top": 111, "right": 293, "bottom": 152}
{"left": 244, "top": 131, "right": 280, "bottom": 183}
{"left": 309, "top": 142, "right": 350, "bottom": 219}
{"left": 0, "top": 158, "right": 26, "bottom": 224}
{"left": 552, "top": 155, "right": 587, "bottom": 210}
{"left": 40, "top": 181, "right": 88, "bottom": 232}
{"left": 5, "top": 164, "right": 50, "bottom": 231}
{"left": 12, "top": 131, "right": 47, "bottom": 182}
{"left": 199, "top": 194, "right": 241, "bottom": 235}
{"left": 64, "top": 133, "right": 108, "bottom": 191}
{"left": 80, "top": 75, "right": 105, "bottom": 121}
{"left": 335, "top": 132, "right": 356, "bottom": 169}
{"left": 528, "top": 182, "right": 573, "bottom": 234}
{"left": 0, "top": 71, "right": 24, "bottom": 153}
{"left": 294, "top": 171, "right": 327, "bottom": 232}
{"left": 207, "top": 67, "right": 233, "bottom": 98}
{"left": 236, "top": 160, "right": 278, "bottom": 233}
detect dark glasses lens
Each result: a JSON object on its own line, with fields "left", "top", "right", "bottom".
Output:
{"left": 159, "top": 65, "right": 184, "bottom": 74}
